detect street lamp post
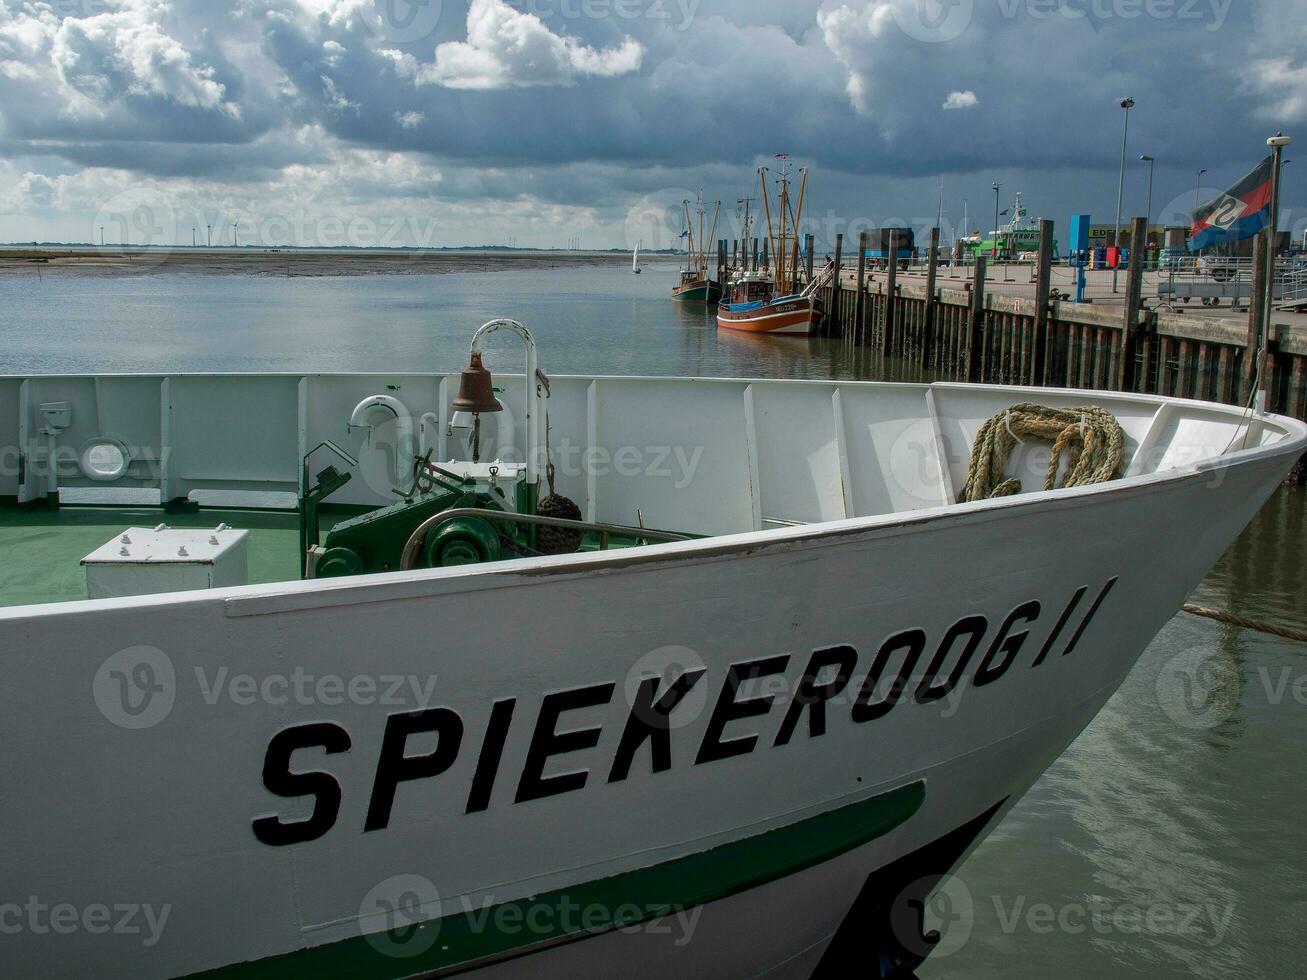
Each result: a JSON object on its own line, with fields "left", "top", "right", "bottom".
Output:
{"left": 1112, "top": 97, "right": 1135, "bottom": 293}
{"left": 1194, "top": 169, "right": 1207, "bottom": 212}
{"left": 1140, "top": 154, "right": 1155, "bottom": 266}
{"left": 1140, "top": 155, "right": 1155, "bottom": 230}
{"left": 992, "top": 181, "right": 1002, "bottom": 260}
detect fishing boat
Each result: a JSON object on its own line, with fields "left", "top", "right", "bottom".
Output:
{"left": 632, "top": 242, "right": 642, "bottom": 275}
{"left": 672, "top": 192, "right": 722, "bottom": 303}
{"left": 3, "top": 319, "right": 1304, "bottom": 979}
{"left": 718, "top": 157, "right": 825, "bottom": 335}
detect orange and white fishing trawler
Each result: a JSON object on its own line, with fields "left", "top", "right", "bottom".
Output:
{"left": 717, "top": 156, "right": 829, "bottom": 335}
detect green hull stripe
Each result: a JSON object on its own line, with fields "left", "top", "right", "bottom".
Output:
{"left": 188, "top": 782, "right": 925, "bottom": 980}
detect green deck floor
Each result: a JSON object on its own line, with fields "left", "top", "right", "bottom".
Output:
{"left": 0, "top": 503, "right": 669, "bottom": 609}
{"left": 0, "top": 506, "right": 305, "bottom": 609}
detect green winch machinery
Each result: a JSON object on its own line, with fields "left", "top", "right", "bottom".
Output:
{"left": 298, "top": 319, "right": 692, "bottom": 580}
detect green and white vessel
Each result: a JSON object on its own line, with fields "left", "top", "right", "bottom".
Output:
{"left": 2, "top": 319, "right": 1303, "bottom": 979}
{"left": 959, "top": 193, "right": 1061, "bottom": 261}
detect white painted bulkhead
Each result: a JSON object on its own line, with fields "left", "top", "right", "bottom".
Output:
{"left": 0, "top": 369, "right": 1292, "bottom": 531}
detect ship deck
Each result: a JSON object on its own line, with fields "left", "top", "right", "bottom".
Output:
{"left": 3, "top": 373, "right": 1306, "bottom": 611}
{"left": 0, "top": 502, "right": 650, "bottom": 608}
{"left": 0, "top": 505, "right": 304, "bottom": 608}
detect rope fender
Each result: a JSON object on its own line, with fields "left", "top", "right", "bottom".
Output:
{"left": 961, "top": 403, "right": 1127, "bottom": 502}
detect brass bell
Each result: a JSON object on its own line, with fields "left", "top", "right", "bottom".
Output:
{"left": 452, "top": 352, "right": 503, "bottom": 415}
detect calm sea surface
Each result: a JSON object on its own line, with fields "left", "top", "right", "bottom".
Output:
{"left": 1, "top": 260, "right": 1303, "bottom": 979}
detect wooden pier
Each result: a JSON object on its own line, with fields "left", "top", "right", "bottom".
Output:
{"left": 719, "top": 218, "right": 1307, "bottom": 482}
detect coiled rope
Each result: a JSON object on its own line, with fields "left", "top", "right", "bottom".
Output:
{"left": 958, "top": 405, "right": 1303, "bottom": 644}
{"left": 961, "top": 404, "right": 1127, "bottom": 502}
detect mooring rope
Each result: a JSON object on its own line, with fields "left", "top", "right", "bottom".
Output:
{"left": 1181, "top": 604, "right": 1307, "bottom": 644}
{"left": 958, "top": 406, "right": 1303, "bottom": 644}
{"left": 961, "top": 404, "right": 1127, "bottom": 502}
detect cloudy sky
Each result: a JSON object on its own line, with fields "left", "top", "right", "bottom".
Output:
{"left": 0, "top": 0, "right": 1303, "bottom": 250}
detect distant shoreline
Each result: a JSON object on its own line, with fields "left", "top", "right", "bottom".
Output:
{"left": 0, "top": 248, "right": 680, "bottom": 278}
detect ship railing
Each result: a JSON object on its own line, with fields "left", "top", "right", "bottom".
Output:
{"left": 1156, "top": 255, "right": 1307, "bottom": 308}
{"left": 801, "top": 262, "right": 836, "bottom": 297}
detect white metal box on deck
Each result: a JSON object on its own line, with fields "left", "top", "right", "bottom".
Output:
{"left": 81, "top": 525, "right": 250, "bottom": 600}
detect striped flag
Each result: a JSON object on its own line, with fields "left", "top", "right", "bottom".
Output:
{"left": 1189, "top": 157, "right": 1274, "bottom": 252}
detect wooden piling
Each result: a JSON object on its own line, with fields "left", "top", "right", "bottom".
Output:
{"left": 805, "top": 234, "right": 815, "bottom": 285}
{"left": 1216, "top": 346, "right": 1236, "bottom": 403}
{"left": 830, "top": 234, "right": 844, "bottom": 339}
{"left": 1120, "top": 217, "right": 1149, "bottom": 392}
{"left": 855, "top": 232, "right": 868, "bottom": 347}
{"left": 921, "top": 227, "right": 940, "bottom": 370}
{"left": 1288, "top": 355, "right": 1307, "bottom": 420}
{"left": 966, "top": 257, "right": 988, "bottom": 383}
{"left": 1031, "top": 219, "right": 1054, "bottom": 385}
{"left": 1245, "top": 230, "right": 1269, "bottom": 402}
{"left": 882, "top": 242, "right": 900, "bottom": 356}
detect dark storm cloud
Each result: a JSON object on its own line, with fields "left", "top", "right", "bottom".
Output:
{"left": 0, "top": 0, "right": 1303, "bottom": 241}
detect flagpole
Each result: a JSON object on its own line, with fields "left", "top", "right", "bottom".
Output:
{"left": 1258, "top": 133, "right": 1292, "bottom": 414}
{"left": 1113, "top": 97, "right": 1135, "bottom": 294}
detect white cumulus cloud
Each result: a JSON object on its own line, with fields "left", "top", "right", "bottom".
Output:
{"left": 0, "top": 0, "right": 238, "bottom": 118}
{"left": 943, "top": 90, "right": 977, "bottom": 110}
{"left": 1241, "top": 58, "right": 1307, "bottom": 122}
{"left": 51, "top": 1, "right": 236, "bottom": 115}
{"left": 415, "top": 0, "right": 643, "bottom": 90}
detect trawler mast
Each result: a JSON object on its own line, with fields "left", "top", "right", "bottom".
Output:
{"left": 759, "top": 155, "right": 807, "bottom": 294}
{"left": 682, "top": 190, "right": 721, "bottom": 281}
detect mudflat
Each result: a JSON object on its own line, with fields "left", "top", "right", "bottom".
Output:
{"left": 0, "top": 249, "right": 660, "bottom": 278}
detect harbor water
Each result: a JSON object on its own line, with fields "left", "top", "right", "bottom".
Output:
{"left": 1, "top": 260, "right": 1303, "bottom": 979}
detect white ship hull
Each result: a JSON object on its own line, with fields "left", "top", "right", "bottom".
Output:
{"left": 0, "top": 372, "right": 1302, "bottom": 978}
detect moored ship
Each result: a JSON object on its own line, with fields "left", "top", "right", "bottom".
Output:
{"left": 2, "top": 319, "right": 1304, "bottom": 978}
{"left": 716, "top": 271, "right": 826, "bottom": 334}
{"left": 959, "top": 193, "right": 1062, "bottom": 261}
{"left": 717, "top": 157, "right": 825, "bottom": 335}
{"left": 672, "top": 191, "right": 723, "bottom": 303}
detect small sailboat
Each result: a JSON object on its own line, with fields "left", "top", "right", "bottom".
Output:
{"left": 632, "top": 241, "right": 642, "bottom": 275}
{"left": 672, "top": 191, "right": 722, "bottom": 303}
{"left": 718, "top": 156, "right": 824, "bottom": 335}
